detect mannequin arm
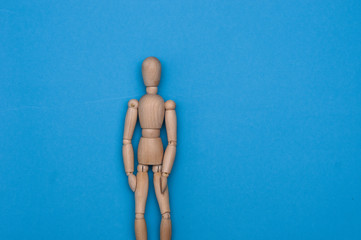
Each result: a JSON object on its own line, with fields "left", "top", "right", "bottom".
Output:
{"left": 122, "top": 99, "right": 138, "bottom": 191}
{"left": 161, "top": 100, "right": 177, "bottom": 192}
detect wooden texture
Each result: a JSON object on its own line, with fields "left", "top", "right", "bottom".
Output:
{"left": 122, "top": 144, "right": 134, "bottom": 173}
{"left": 162, "top": 100, "right": 177, "bottom": 176}
{"left": 142, "top": 129, "right": 160, "bottom": 138}
{"left": 162, "top": 145, "right": 176, "bottom": 174}
{"left": 128, "top": 172, "right": 136, "bottom": 192}
{"left": 153, "top": 168, "right": 171, "bottom": 214}
{"left": 122, "top": 57, "right": 177, "bottom": 240}
{"left": 122, "top": 99, "right": 138, "bottom": 174}
{"left": 135, "top": 219, "right": 147, "bottom": 240}
{"left": 164, "top": 100, "right": 177, "bottom": 142}
{"left": 139, "top": 94, "right": 165, "bottom": 129}
{"left": 142, "top": 57, "right": 161, "bottom": 87}
{"left": 154, "top": 166, "right": 171, "bottom": 240}
{"left": 123, "top": 99, "right": 138, "bottom": 139}
{"left": 138, "top": 137, "right": 164, "bottom": 165}
{"left": 135, "top": 165, "right": 149, "bottom": 215}
{"left": 135, "top": 165, "right": 149, "bottom": 240}
{"left": 160, "top": 218, "right": 172, "bottom": 240}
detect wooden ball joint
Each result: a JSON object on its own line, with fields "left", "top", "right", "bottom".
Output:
{"left": 122, "top": 57, "right": 177, "bottom": 240}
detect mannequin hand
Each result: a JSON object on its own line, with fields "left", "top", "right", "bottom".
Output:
{"left": 160, "top": 173, "right": 169, "bottom": 193}
{"left": 127, "top": 173, "right": 136, "bottom": 192}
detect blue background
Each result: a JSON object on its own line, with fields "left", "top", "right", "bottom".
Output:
{"left": 1, "top": 1, "right": 361, "bottom": 239}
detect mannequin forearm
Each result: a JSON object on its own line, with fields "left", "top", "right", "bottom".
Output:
{"left": 162, "top": 142, "right": 176, "bottom": 174}
{"left": 123, "top": 140, "right": 135, "bottom": 174}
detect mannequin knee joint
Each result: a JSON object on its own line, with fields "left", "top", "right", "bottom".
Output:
{"left": 162, "top": 212, "right": 170, "bottom": 219}
{"left": 135, "top": 213, "right": 144, "bottom": 219}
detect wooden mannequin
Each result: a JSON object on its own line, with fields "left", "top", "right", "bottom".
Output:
{"left": 122, "top": 57, "right": 177, "bottom": 240}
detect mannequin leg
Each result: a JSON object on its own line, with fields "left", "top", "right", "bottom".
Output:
{"left": 153, "top": 165, "right": 171, "bottom": 240}
{"left": 135, "top": 165, "right": 149, "bottom": 240}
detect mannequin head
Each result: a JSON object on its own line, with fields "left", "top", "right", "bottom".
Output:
{"left": 142, "top": 57, "right": 161, "bottom": 87}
